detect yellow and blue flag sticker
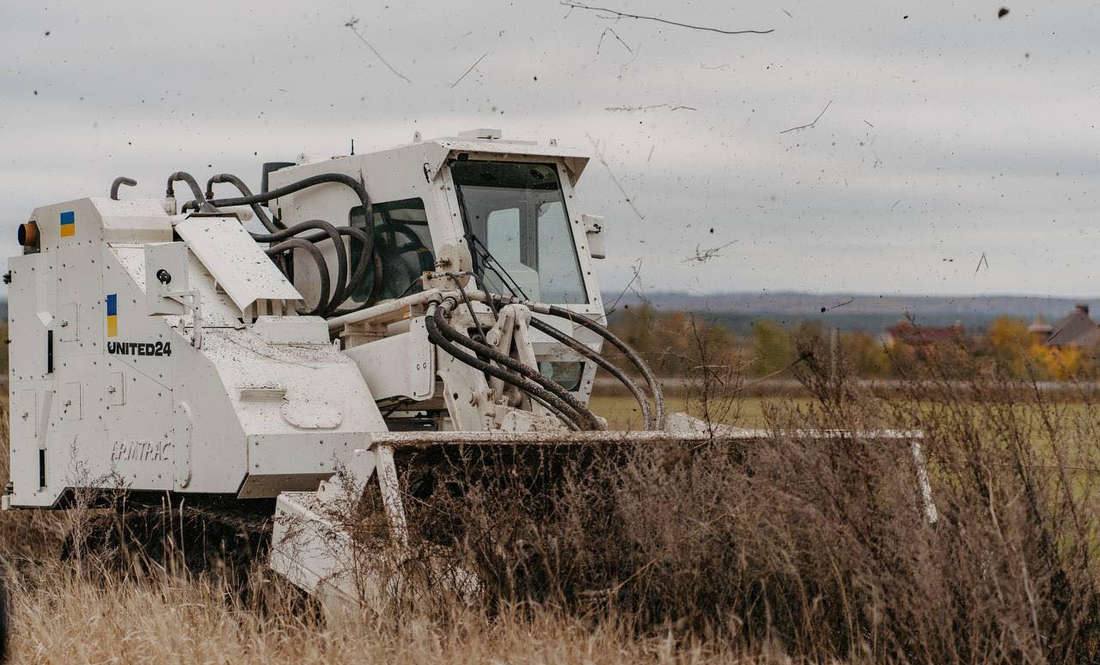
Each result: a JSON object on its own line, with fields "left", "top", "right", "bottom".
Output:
{"left": 60, "top": 210, "right": 75, "bottom": 238}
{"left": 106, "top": 294, "right": 118, "bottom": 338}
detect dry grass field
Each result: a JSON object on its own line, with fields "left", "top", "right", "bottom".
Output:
{"left": 589, "top": 394, "right": 809, "bottom": 430}
{"left": 3, "top": 354, "right": 1100, "bottom": 664}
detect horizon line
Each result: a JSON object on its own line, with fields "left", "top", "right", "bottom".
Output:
{"left": 602, "top": 289, "right": 1100, "bottom": 301}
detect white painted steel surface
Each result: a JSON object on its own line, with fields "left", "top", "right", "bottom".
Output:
{"left": 5, "top": 198, "right": 381, "bottom": 507}
{"left": 174, "top": 214, "right": 302, "bottom": 311}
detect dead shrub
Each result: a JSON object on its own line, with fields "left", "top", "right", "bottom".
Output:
{"left": 395, "top": 327, "right": 1100, "bottom": 663}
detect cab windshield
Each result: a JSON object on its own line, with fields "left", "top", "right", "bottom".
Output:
{"left": 451, "top": 161, "right": 588, "bottom": 305}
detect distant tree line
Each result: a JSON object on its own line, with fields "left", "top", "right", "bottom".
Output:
{"left": 607, "top": 303, "right": 1093, "bottom": 381}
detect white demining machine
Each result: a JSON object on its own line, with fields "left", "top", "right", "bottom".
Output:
{"left": 1, "top": 129, "right": 933, "bottom": 607}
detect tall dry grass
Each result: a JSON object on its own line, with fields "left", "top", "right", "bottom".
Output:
{"left": 385, "top": 328, "right": 1100, "bottom": 663}
{"left": 1, "top": 329, "right": 1100, "bottom": 663}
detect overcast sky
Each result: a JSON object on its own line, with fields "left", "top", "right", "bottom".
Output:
{"left": 2, "top": 1, "right": 1098, "bottom": 298}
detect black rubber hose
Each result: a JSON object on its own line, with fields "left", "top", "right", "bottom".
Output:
{"left": 269, "top": 225, "right": 374, "bottom": 313}
{"left": 266, "top": 238, "right": 331, "bottom": 316}
{"left": 491, "top": 296, "right": 665, "bottom": 428}
{"left": 329, "top": 246, "right": 384, "bottom": 316}
{"left": 528, "top": 316, "right": 654, "bottom": 430}
{"left": 323, "top": 248, "right": 385, "bottom": 318}
{"left": 368, "top": 248, "right": 385, "bottom": 302}
{"left": 431, "top": 303, "right": 603, "bottom": 430}
{"left": 425, "top": 307, "right": 582, "bottom": 431}
{"left": 300, "top": 226, "right": 374, "bottom": 310}
{"left": 208, "top": 173, "right": 375, "bottom": 312}
{"left": 544, "top": 304, "right": 665, "bottom": 428}
{"left": 206, "top": 172, "right": 374, "bottom": 265}
{"left": 428, "top": 322, "right": 580, "bottom": 431}
{"left": 451, "top": 274, "right": 487, "bottom": 343}
{"left": 435, "top": 313, "right": 596, "bottom": 429}
{"left": 205, "top": 174, "right": 281, "bottom": 232}
{"left": 250, "top": 220, "right": 348, "bottom": 316}
{"left": 207, "top": 171, "right": 382, "bottom": 309}
{"left": 433, "top": 327, "right": 585, "bottom": 430}
{"left": 166, "top": 172, "right": 212, "bottom": 211}
{"left": 110, "top": 176, "right": 136, "bottom": 200}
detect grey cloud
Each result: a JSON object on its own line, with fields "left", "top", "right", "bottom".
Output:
{"left": 2, "top": 0, "right": 1098, "bottom": 298}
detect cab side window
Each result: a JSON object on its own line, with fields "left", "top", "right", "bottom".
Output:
{"left": 348, "top": 198, "right": 435, "bottom": 302}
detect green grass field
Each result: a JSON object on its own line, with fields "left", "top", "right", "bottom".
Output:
{"left": 588, "top": 394, "right": 812, "bottom": 429}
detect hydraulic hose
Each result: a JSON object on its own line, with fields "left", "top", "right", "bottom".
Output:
{"left": 205, "top": 173, "right": 378, "bottom": 313}
{"left": 528, "top": 316, "right": 655, "bottom": 430}
{"left": 110, "top": 176, "right": 136, "bottom": 200}
{"left": 430, "top": 300, "right": 604, "bottom": 430}
{"left": 425, "top": 305, "right": 583, "bottom": 431}
{"left": 544, "top": 304, "right": 665, "bottom": 429}
{"left": 250, "top": 220, "right": 348, "bottom": 316}
{"left": 329, "top": 247, "right": 384, "bottom": 317}
{"left": 266, "top": 238, "right": 330, "bottom": 316}
{"left": 268, "top": 224, "right": 376, "bottom": 315}
{"left": 545, "top": 304, "right": 665, "bottom": 429}
{"left": 205, "top": 174, "right": 281, "bottom": 232}
{"left": 300, "top": 225, "right": 374, "bottom": 305}
{"left": 491, "top": 295, "right": 666, "bottom": 429}
{"left": 207, "top": 171, "right": 383, "bottom": 311}
{"left": 167, "top": 172, "right": 214, "bottom": 212}
{"left": 435, "top": 316, "right": 599, "bottom": 430}
{"left": 206, "top": 172, "right": 375, "bottom": 266}
{"left": 427, "top": 319, "right": 581, "bottom": 431}
{"left": 261, "top": 225, "right": 378, "bottom": 314}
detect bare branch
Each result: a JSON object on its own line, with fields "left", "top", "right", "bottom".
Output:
{"left": 736, "top": 352, "right": 813, "bottom": 389}
{"left": 615, "top": 45, "right": 640, "bottom": 80}
{"left": 596, "top": 27, "right": 632, "bottom": 55}
{"left": 561, "top": 1, "right": 774, "bottom": 35}
{"left": 604, "top": 102, "right": 696, "bottom": 112}
{"left": 780, "top": 100, "right": 833, "bottom": 134}
{"left": 605, "top": 260, "right": 644, "bottom": 316}
{"left": 605, "top": 103, "right": 665, "bottom": 112}
{"left": 682, "top": 241, "right": 737, "bottom": 264}
{"left": 822, "top": 298, "right": 853, "bottom": 314}
{"left": 586, "top": 133, "right": 645, "bottom": 220}
{"left": 344, "top": 18, "right": 412, "bottom": 84}
{"left": 450, "top": 52, "right": 489, "bottom": 89}
{"left": 975, "top": 252, "right": 990, "bottom": 276}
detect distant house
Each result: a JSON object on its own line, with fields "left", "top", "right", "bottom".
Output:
{"left": 885, "top": 320, "right": 966, "bottom": 348}
{"left": 1027, "top": 314, "right": 1053, "bottom": 345}
{"left": 1036, "top": 304, "right": 1100, "bottom": 348}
